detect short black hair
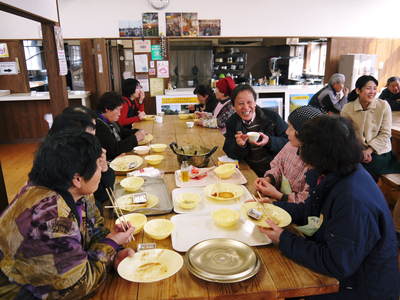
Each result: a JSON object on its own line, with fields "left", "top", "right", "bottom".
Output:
{"left": 97, "top": 92, "right": 123, "bottom": 113}
{"left": 298, "top": 115, "right": 362, "bottom": 176}
{"left": 48, "top": 111, "right": 95, "bottom": 136}
{"left": 63, "top": 105, "right": 97, "bottom": 120}
{"left": 122, "top": 78, "right": 140, "bottom": 98}
{"left": 29, "top": 130, "right": 102, "bottom": 191}
{"left": 386, "top": 76, "right": 400, "bottom": 86}
{"left": 231, "top": 84, "right": 257, "bottom": 105}
{"left": 194, "top": 85, "right": 214, "bottom": 97}
{"left": 355, "top": 75, "right": 378, "bottom": 90}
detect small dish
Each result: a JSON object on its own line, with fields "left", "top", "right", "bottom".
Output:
{"left": 150, "top": 144, "right": 167, "bottom": 153}
{"left": 134, "top": 145, "right": 150, "bottom": 155}
{"left": 120, "top": 176, "right": 145, "bottom": 192}
{"left": 212, "top": 208, "right": 240, "bottom": 228}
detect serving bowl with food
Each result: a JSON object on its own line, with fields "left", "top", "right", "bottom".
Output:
{"left": 170, "top": 142, "right": 218, "bottom": 168}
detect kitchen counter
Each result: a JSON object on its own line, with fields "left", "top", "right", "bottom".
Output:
{"left": 0, "top": 91, "right": 91, "bottom": 106}
{"left": 161, "top": 85, "right": 323, "bottom": 120}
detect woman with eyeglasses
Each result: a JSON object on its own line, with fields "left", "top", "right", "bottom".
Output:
{"left": 118, "top": 78, "right": 146, "bottom": 129}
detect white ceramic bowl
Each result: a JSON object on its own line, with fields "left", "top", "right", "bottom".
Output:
{"left": 115, "top": 213, "right": 147, "bottom": 235}
{"left": 144, "top": 219, "right": 174, "bottom": 240}
{"left": 134, "top": 145, "right": 150, "bottom": 155}
{"left": 247, "top": 131, "right": 260, "bottom": 143}
{"left": 120, "top": 176, "right": 145, "bottom": 192}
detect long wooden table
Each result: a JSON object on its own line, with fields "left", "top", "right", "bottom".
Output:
{"left": 91, "top": 115, "right": 339, "bottom": 300}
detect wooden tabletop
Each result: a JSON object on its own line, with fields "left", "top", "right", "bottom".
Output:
{"left": 91, "top": 115, "right": 339, "bottom": 300}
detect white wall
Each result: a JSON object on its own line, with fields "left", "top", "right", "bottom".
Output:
{"left": 1, "top": 0, "right": 400, "bottom": 39}
{"left": 2, "top": 0, "right": 58, "bottom": 22}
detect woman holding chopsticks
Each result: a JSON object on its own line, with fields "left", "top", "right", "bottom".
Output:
{"left": 0, "top": 130, "right": 135, "bottom": 299}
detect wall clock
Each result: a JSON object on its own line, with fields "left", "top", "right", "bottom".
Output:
{"left": 149, "top": 0, "right": 169, "bottom": 10}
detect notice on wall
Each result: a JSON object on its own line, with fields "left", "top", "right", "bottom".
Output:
{"left": 150, "top": 78, "right": 165, "bottom": 96}
{"left": 134, "top": 54, "right": 148, "bottom": 72}
{"left": 136, "top": 74, "right": 149, "bottom": 92}
{"left": 149, "top": 68, "right": 156, "bottom": 76}
{"left": 54, "top": 26, "right": 68, "bottom": 76}
{"left": 0, "top": 43, "right": 9, "bottom": 58}
{"left": 97, "top": 54, "right": 103, "bottom": 73}
{"left": 157, "top": 60, "right": 169, "bottom": 78}
{"left": 0, "top": 61, "right": 18, "bottom": 75}
{"left": 134, "top": 40, "right": 151, "bottom": 52}
{"left": 151, "top": 45, "right": 163, "bottom": 60}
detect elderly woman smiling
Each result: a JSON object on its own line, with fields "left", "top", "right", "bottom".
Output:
{"left": 341, "top": 75, "right": 400, "bottom": 180}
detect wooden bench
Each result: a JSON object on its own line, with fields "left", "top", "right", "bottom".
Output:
{"left": 379, "top": 173, "right": 400, "bottom": 209}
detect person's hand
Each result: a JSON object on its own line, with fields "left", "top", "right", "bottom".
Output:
{"left": 138, "top": 111, "right": 146, "bottom": 120}
{"left": 255, "top": 178, "right": 281, "bottom": 199}
{"left": 195, "top": 111, "right": 207, "bottom": 118}
{"left": 343, "top": 87, "right": 349, "bottom": 96}
{"left": 106, "top": 222, "right": 135, "bottom": 245}
{"left": 138, "top": 90, "right": 145, "bottom": 104}
{"left": 235, "top": 131, "right": 248, "bottom": 147}
{"left": 134, "top": 130, "right": 146, "bottom": 142}
{"left": 188, "top": 104, "right": 195, "bottom": 111}
{"left": 258, "top": 220, "right": 283, "bottom": 244}
{"left": 194, "top": 119, "right": 204, "bottom": 126}
{"left": 251, "top": 132, "right": 269, "bottom": 146}
{"left": 362, "top": 148, "right": 373, "bottom": 163}
{"left": 99, "top": 148, "right": 108, "bottom": 172}
{"left": 113, "top": 247, "right": 135, "bottom": 270}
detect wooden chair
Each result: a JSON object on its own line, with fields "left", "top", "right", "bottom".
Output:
{"left": 379, "top": 173, "right": 400, "bottom": 209}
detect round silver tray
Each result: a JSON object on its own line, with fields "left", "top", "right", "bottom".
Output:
{"left": 184, "top": 238, "right": 260, "bottom": 283}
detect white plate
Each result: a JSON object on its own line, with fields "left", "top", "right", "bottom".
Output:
{"left": 117, "top": 249, "right": 183, "bottom": 283}
{"left": 172, "top": 186, "right": 253, "bottom": 214}
{"left": 171, "top": 214, "right": 271, "bottom": 252}
{"left": 175, "top": 168, "right": 247, "bottom": 187}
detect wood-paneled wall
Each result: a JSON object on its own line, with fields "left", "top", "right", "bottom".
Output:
{"left": 325, "top": 37, "right": 400, "bottom": 89}
{"left": 80, "top": 39, "right": 98, "bottom": 109}
{"left": 0, "top": 40, "right": 30, "bottom": 93}
{"left": 93, "top": 38, "right": 111, "bottom": 105}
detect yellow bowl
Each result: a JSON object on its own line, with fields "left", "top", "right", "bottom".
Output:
{"left": 116, "top": 213, "right": 147, "bottom": 235}
{"left": 177, "top": 192, "right": 201, "bottom": 210}
{"left": 214, "top": 163, "right": 237, "bottom": 179}
{"left": 143, "top": 115, "right": 155, "bottom": 121}
{"left": 212, "top": 208, "right": 240, "bottom": 228}
{"left": 150, "top": 144, "right": 167, "bottom": 153}
{"left": 144, "top": 155, "right": 164, "bottom": 165}
{"left": 120, "top": 176, "right": 145, "bottom": 192}
{"left": 178, "top": 114, "right": 190, "bottom": 120}
{"left": 144, "top": 219, "right": 174, "bottom": 240}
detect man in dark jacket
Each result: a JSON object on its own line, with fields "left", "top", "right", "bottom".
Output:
{"left": 223, "top": 84, "right": 288, "bottom": 176}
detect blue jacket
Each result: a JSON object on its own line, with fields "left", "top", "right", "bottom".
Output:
{"left": 276, "top": 165, "right": 400, "bottom": 299}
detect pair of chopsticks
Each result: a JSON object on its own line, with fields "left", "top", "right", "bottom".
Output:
{"left": 252, "top": 190, "right": 268, "bottom": 216}
{"left": 105, "top": 187, "right": 135, "bottom": 241}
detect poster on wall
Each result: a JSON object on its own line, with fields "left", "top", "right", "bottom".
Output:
{"left": 149, "top": 68, "right": 156, "bottom": 76}
{"left": 134, "top": 54, "right": 149, "bottom": 72}
{"left": 54, "top": 26, "right": 68, "bottom": 76}
{"left": 157, "top": 60, "right": 169, "bottom": 78}
{"left": 134, "top": 40, "right": 151, "bottom": 52}
{"left": 142, "top": 13, "right": 159, "bottom": 36}
{"left": 181, "top": 13, "right": 198, "bottom": 36}
{"left": 151, "top": 45, "right": 163, "bottom": 60}
{"left": 0, "top": 43, "right": 9, "bottom": 58}
{"left": 199, "top": 19, "right": 221, "bottom": 36}
{"left": 166, "top": 13, "right": 181, "bottom": 36}
{"left": 0, "top": 61, "right": 18, "bottom": 75}
{"left": 150, "top": 78, "right": 165, "bottom": 96}
{"left": 119, "top": 20, "right": 143, "bottom": 37}
{"left": 136, "top": 74, "right": 149, "bottom": 92}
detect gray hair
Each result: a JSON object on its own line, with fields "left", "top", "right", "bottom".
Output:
{"left": 329, "top": 73, "right": 345, "bottom": 86}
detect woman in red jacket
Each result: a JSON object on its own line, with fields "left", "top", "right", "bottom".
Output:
{"left": 118, "top": 78, "right": 146, "bottom": 128}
